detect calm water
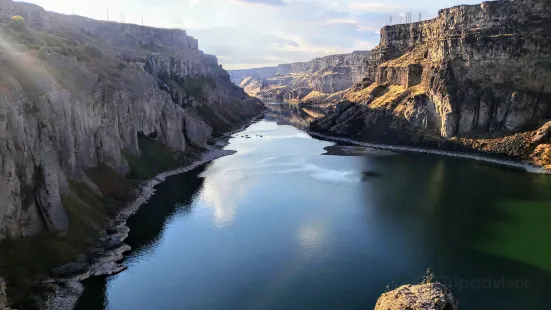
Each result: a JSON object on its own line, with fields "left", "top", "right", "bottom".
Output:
{"left": 76, "top": 103, "right": 551, "bottom": 310}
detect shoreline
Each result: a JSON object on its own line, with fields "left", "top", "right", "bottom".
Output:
{"left": 44, "top": 113, "right": 265, "bottom": 310}
{"left": 116, "top": 146, "right": 237, "bottom": 220}
{"left": 307, "top": 131, "right": 549, "bottom": 174}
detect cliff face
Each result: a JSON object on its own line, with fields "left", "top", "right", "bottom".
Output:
{"left": 228, "top": 51, "right": 370, "bottom": 104}
{"left": 311, "top": 0, "right": 551, "bottom": 168}
{"left": 229, "top": 67, "right": 278, "bottom": 85}
{"left": 0, "top": 0, "right": 264, "bottom": 240}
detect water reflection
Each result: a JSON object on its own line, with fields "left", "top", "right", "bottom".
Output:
{"left": 263, "top": 102, "right": 323, "bottom": 129}
{"left": 201, "top": 169, "right": 253, "bottom": 228}
{"left": 76, "top": 167, "right": 207, "bottom": 310}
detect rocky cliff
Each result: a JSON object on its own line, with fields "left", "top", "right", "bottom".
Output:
{"left": 0, "top": 0, "right": 263, "bottom": 240}
{"left": 311, "top": 0, "right": 551, "bottom": 169}
{"left": 229, "top": 51, "right": 370, "bottom": 104}
{"left": 229, "top": 67, "right": 279, "bottom": 85}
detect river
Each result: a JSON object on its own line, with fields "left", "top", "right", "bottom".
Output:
{"left": 76, "top": 102, "right": 551, "bottom": 310}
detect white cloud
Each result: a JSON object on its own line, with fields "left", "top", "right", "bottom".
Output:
{"left": 276, "top": 32, "right": 345, "bottom": 55}
{"left": 351, "top": 40, "right": 375, "bottom": 51}
{"left": 21, "top": 0, "right": 485, "bottom": 69}
{"left": 326, "top": 18, "right": 357, "bottom": 25}
{"left": 188, "top": 0, "right": 205, "bottom": 8}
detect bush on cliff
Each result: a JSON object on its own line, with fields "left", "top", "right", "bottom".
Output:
{"left": 9, "top": 16, "right": 26, "bottom": 31}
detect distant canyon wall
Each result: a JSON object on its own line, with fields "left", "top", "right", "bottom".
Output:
{"left": 229, "top": 51, "right": 370, "bottom": 104}
{"left": 0, "top": 0, "right": 263, "bottom": 239}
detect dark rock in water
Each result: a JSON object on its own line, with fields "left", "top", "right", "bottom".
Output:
{"left": 362, "top": 171, "right": 381, "bottom": 179}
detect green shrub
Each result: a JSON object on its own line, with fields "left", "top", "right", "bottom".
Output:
{"left": 9, "top": 16, "right": 26, "bottom": 31}
{"left": 123, "top": 135, "right": 182, "bottom": 179}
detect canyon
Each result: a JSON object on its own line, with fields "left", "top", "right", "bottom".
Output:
{"left": 1, "top": 0, "right": 550, "bottom": 308}
{"left": 236, "top": 0, "right": 551, "bottom": 170}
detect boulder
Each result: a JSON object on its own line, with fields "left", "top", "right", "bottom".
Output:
{"left": 374, "top": 283, "right": 458, "bottom": 310}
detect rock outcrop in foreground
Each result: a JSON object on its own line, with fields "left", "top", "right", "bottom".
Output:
{"left": 229, "top": 51, "right": 370, "bottom": 104}
{"left": 311, "top": 0, "right": 551, "bottom": 169}
{"left": 0, "top": 0, "right": 263, "bottom": 240}
{"left": 0, "top": 278, "right": 7, "bottom": 309}
{"left": 374, "top": 283, "right": 459, "bottom": 310}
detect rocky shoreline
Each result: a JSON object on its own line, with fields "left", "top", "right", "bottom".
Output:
{"left": 42, "top": 130, "right": 258, "bottom": 310}
{"left": 307, "top": 130, "right": 549, "bottom": 174}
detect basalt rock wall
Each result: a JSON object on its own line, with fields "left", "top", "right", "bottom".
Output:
{"left": 311, "top": 0, "right": 551, "bottom": 168}
{"left": 0, "top": 0, "right": 264, "bottom": 240}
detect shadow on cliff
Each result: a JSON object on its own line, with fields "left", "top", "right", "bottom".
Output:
{"left": 74, "top": 166, "right": 208, "bottom": 310}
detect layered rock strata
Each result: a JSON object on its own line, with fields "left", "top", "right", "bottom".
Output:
{"left": 229, "top": 51, "right": 370, "bottom": 104}
{"left": 311, "top": 0, "right": 551, "bottom": 169}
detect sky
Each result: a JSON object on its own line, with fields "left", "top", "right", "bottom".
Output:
{"left": 22, "top": 0, "right": 482, "bottom": 69}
